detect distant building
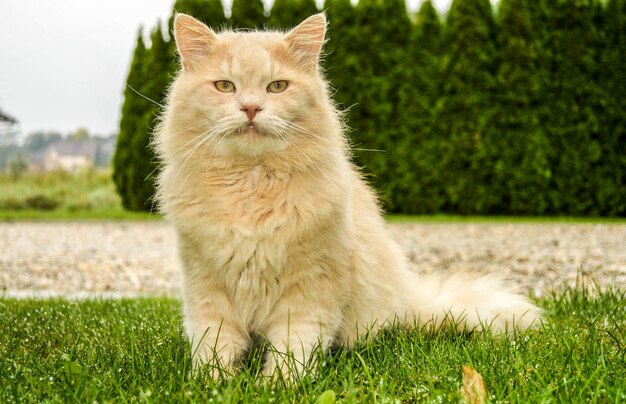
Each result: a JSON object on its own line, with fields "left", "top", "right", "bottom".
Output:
{"left": 0, "top": 109, "right": 20, "bottom": 146}
{"left": 43, "top": 137, "right": 116, "bottom": 172}
{"left": 0, "top": 110, "right": 17, "bottom": 124}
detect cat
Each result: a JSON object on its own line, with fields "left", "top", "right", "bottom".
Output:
{"left": 154, "top": 12, "right": 541, "bottom": 381}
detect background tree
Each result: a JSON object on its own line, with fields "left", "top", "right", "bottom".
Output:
{"left": 394, "top": 0, "right": 445, "bottom": 213}
{"left": 483, "top": 0, "right": 551, "bottom": 214}
{"left": 536, "top": 0, "right": 601, "bottom": 215}
{"left": 172, "top": 0, "right": 226, "bottom": 28}
{"left": 23, "top": 131, "right": 63, "bottom": 153}
{"left": 7, "top": 154, "right": 29, "bottom": 180}
{"left": 347, "top": 0, "right": 413, "bottom": 211}
{"left": 230, "top": 0, "right": 266, "bottom": 29}
{"left": 111, "top": 0, "right": 626, "bottom": 217}
{"left": 116, "top": 1, "right": 228, "bottom": 212}
{"left": 324, "top": 0, "right": 359, "bottom": 111}
{"left": 169, "top": 0, "right": 227, "bottom": 82}
{"left": 128, "top": 24, "right": 171, "bottom": 211}
{"left": 431, "top": 0, "right": 497, "bottom": 214}
{"left": 113, "top": 24, "right": 171, "bottom": 211}
{"left": 68, "top": 127, "right": 90, "bottom": 141}
{"left": 268, "top": 0, "right": 318, "bottom": 29}
{"left": 594, "top": 0, "right": 626, "bottom": 215}
{"left": 113, "top": 29, "right": 149, "bottom": 210}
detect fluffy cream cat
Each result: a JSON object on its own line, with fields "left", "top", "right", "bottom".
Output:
{"left": 155, "top": 12, "right": 541, "bottom": 380}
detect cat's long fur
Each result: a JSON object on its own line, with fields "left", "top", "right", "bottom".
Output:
{"left": 155, "top": 13, "right": 541, "bottom": 379}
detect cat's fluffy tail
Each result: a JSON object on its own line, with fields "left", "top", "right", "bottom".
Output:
{"left": 408, "top": 272, "right": 542, "bottom": 334}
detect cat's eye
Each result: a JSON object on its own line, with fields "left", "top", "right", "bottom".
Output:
{"left": 215, "top": 80, "right": 236, "bottom": 93}
{"left": 267, "top": 80, "right": 288, "bottom": 93}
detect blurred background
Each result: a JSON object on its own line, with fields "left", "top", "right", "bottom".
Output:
{"left": 0, "top": 0, "right": 624, "bottom": 217}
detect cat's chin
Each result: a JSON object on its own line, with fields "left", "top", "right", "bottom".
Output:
{"left": 221, "top": 127, "right": 288, "bottom": 158}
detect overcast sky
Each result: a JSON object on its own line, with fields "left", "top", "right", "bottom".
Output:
{"left": 0, "top": 0, "right": 453, "bottom": 139}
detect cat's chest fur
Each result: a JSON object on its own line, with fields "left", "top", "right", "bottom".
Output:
{"left": 174, "top": 161, "right": 339, "bottom": 261}
{"left": 189, "top": 165, "right": 331, "bottom": 328}
{"left": 212, "top": 164, "right": 292, "bottom": 234}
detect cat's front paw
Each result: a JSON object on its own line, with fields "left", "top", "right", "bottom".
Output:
{"left": 192, "top": 355, "right": 238, "bottom": 381}
{"left": 191, "top": 343, "right": 244, "bottom": 381}
{"left": 260, "top": 349, "right": 313, "bottom": 384}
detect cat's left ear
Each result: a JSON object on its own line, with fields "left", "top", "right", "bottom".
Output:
{"left": 285, "top": 13, "right": 327, "bottom": 70}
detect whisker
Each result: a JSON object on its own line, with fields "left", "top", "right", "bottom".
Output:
{"left": 172, "top": 127, "right": 216, "bottom": 156}
{"left": 144, "top": 123, "right": 206, "bottom": 185}
{"left": 353, "top": 148, "right": 386, "bottom": 153}
{"left": 272, "top": 124, "right": 334, "bottom": 184}
{"left": 160, "top": 114, "right": 339, "bottom": 199}
{"left": 168, "top": 119, "right": 236, "bottom": 196}
{"left": 127, "top": 84, "right": 164, "bottom": 108}
{"left": 167, "top": 128, "right": 216, "bottom": 195}
{"left": 281, "top": 120, "right": 331, "bottom": 144}
{"left": 155, "top": 121, "right": 206, "bottom": 142}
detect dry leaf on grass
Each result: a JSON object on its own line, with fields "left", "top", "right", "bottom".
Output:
{"left": 460, "top": 365, "right": 487, "bottom": 404}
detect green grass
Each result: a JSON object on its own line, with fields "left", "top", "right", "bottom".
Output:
{"left": 386, "top": 214, "right": 626, "bottom": 224}
{"left": 2, "top": 283, "right": 625, "bottom": 402}
{"left": 0, "top": 169, "right": 161, "bottom": 221}
{"left": 2, "top": 170, "right": 624, "bottom": 222}
{"left": 0, "top": 208, "right": 158, "bottom": 221}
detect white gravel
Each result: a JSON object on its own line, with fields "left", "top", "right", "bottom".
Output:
{"left": 1, "top": 221, "right": 624, "bottom": 298}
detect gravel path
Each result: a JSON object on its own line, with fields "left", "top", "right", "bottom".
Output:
{"left": 1, "top": 221, "right": 624, "bottom": 298}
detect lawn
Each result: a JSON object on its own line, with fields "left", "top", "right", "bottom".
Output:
{"left": 2, "top": 283, "right": 625, "bottom": 402}
{"left": 0, "top": 169, "right": 158, "bottom": 221}
{"left": 2, "top": 169, "right": 625, "bottom": 223}
{"left": 385, "top": 214, "right": 626, "bottom": 224}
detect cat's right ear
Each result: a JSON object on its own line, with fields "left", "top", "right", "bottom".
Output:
{"left": 174, "top": 13, "right": 218, "bottom": 70}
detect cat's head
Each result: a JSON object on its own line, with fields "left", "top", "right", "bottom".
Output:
{"left": 157, "top": 13, "right": 343, "bottom": 165}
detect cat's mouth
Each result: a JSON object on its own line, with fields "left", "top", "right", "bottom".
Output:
{"left": 237, "top": 122, "right": 265, "bottom": 137}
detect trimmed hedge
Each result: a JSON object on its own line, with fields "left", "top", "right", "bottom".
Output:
{"left": 114, "top": 0, "right": 626, "bottom": 216}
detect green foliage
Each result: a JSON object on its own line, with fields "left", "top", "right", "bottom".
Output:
{"left": 344, "top": 0, "right": 413, "bottom": 210}
{"left": 394, "top": 0, "right": 445, "bottom": 214}
{"left": 131, "top": 24, "right": 170, "bottom": 212}
{"left": 172, "top": 0, "right": 226, "bottom": 28}
{"left": 535, "top": 0, "right": 603, "bottom": 215}
{"left": 323, "top": 0, "right": 359, "bottom": 111}
{"left": 486, "top": 0, "right": 551, "bottom": 215}
{"left": 113, "top": 0, "right": 626, "bottom": 216}
{"left": 113, "top": 30, "right": 149, "bottom": 211}
{"left": 430, "top": 0, "right": 497, "bottom": 214}
{"left": 114, "top": 1, "right": 229, "bottom": 213}
{"left": 268, "top": 0, "right": 318, "bottom": 29}
{"left": 594, "top": 0, "right": 626, "bottom": 215}
{"left": 0, "top": 144, "right": 23, "bottom": 170}
{"left": 230, "top": 0, "right": 266, "bottom": 29}
{"left": 0, "top": 169, "right": 125, "bottom": 214}
{"left": 6, "top": 154, "right": 28, "bottom": 180}
{"left": 114, "top": 25, "right": 172, "bottom": 212}
{"left": 23, "top": 131, "right": 63, "bottom": 152}
{"left": 1, "top": 284, "right": 625, "bottom": 401}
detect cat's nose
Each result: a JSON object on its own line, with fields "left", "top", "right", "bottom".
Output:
{"left": 240, "top": 104, "right": 262, "bottom": 121}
